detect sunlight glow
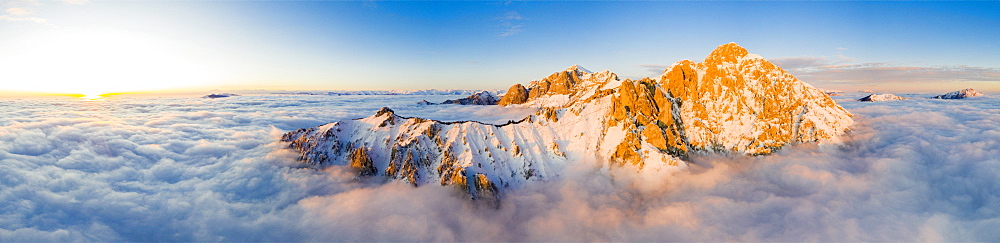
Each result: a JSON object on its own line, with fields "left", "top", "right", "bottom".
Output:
{"left": 80, "top": 92, "right": 103, "bottom": 100}
{"left": 0, "top": 28, "right": 220, "bottom": 95}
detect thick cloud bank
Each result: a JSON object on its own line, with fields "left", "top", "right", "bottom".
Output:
{"left": 1, "top": 93, "right": 997, "bottom": 241}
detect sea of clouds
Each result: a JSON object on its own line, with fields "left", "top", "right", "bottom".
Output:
{"left": 1, "top": 93, "right": 996, "bottom": 241}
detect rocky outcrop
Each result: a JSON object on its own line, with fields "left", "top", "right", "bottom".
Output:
{"left": 282, "top": 42, "right": 854, "bottom": 197}
{"left": 497, "top": 84, "right": 529, "bottom": 106}
{"left": 933, "top": 88, "right": 985, "bottom": 99}
{"left": 349, "top": 147, "right": 377, "bottom": 176}
{"left": 859, "top": 93, "right": 907, "bottom": 102}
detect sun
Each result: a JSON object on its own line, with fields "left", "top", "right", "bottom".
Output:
{"left": 0, "top": 28, "right": 218, "bottom": 96}
{"left": 80, "top": 92, "right": 104, "bottom": 100}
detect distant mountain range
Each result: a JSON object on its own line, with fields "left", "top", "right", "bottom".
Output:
{"left": 272, "top": 89, "right": 506, "bottom": 96}
{"left": 934, "top": 88, "right": 985, "bottom": 99}
{"left": 856, "top": 88, "right": 986, "bottom": 102}
{"left": 281, "top": 43, "right": 854, "bottom": 200}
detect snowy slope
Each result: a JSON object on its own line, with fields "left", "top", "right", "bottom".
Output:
{"left": 281, "top": 107, "right": 609, "bottom": 200}
{"left": 282, "top": 43, "right": 854, "bottom": 197}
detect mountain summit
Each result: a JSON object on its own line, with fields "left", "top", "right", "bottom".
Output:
{"left": 281, "top": 43, "right": 853, "bottom": 198}
{"left": 497, "top": 42, "right": 852, "bottom": 155}
{"left": 565, "top": 64, "right": 592, "bottom": 73}
{"left": 933, "top": 88, "right": 985, "bottom": 99}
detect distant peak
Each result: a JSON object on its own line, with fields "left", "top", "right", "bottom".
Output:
{"left": 374, "top": 107, "right": 395, "bottom": 117}
{"left": 934, "top": 88, "right": 985, "bottom": 99}
{"left": 706, "top": 42, "right": 749, "bottom": 63}
{"left": 566, "top": 65, "right": 592, "bottom": 73}
{"left": 715, "top": 42, "right": 746, "bottom": 52}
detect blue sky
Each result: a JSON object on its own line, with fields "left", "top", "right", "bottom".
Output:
{"left": 0, "top": 1, "right": 997, "bottom": 94}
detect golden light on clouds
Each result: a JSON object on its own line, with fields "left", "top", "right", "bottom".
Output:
{"left": 6, "top": 7, "right": 30, "bottom": 16}
{"left": 0, "top": 28, "right": 220, "bottom": 96}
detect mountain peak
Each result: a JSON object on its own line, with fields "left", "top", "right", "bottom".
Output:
{"left": 282, "top": 43, "right": 854, "bottom": 198}
{"left": 705, "top": 42, "right": 749, "bottom": 63}
{"left": 565, "top": 64, "right": 592, "bottom": 73}
{"left": 859, "top": 93, "right": 907, "bottom": 102}
{"left": 934, "top": 88, "right": 985, "bottom": 99}
{"left": 374, "top": 107, "right": 395, "bottom": 117}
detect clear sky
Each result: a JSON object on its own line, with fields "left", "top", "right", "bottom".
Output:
{"left": 1, "top": 0, "right": 998, "bottom": 95}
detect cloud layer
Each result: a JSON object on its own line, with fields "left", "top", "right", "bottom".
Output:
{"left": 1, "top": 93, "right": 997, "bottom": 241}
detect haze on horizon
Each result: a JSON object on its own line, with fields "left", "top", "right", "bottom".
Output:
{"left": 1, "top": 1, "right": 997, "bottom": 95}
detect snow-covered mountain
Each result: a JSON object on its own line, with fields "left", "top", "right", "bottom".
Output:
{"left": 933, "top": 88, "right": 985, "bottom": 99}
{"left": 281, "top": 43, "right": 854, "bottom": 198}
{"left": 498, "top": 42, "right": 853, "bottom": 155}
{"left": 420, "top": 91, "right": 500, "bottom": 105}
{"left": 859, "top": 93, "right": 907, "bottom": 102}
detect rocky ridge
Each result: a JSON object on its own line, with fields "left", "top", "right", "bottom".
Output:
{"left": 281, "top": 43, "right": 854, "bottom": 198}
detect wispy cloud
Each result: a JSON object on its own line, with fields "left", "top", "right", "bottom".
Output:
{"left": 1, "top": 1, "right": 46, "bottom": 24}
{"left": 60, "top": 0, "right": 89, "bottom": 5}
{"left": 639, "top": 64, "right": 670, "bottom": 77}
{"left": 772, "top": 55, "right": 1000, "bottom": 89}
{"left": 497, "top": 10, "right": 524, "bottom": 37}
{"left": 500, "top": 24, "right": 523, "bottom": 37}
{"left": 0, "top": 14, "right": 46, "bottom": 24}
{"left": 1, "top": 0, "right": 89, "bottom": 25}
{"left": 362, "top": 0, "right": 378, "bottom": 10}
{"left": 812, "top": 63, "right": 1000, "bottom": 82}
{"left": 500, "top": 10, "right": 523, "bottom": 21}
{"left": 6, "top": 7, "right": 29, "bottom": 15}
{"left": 770, "top": 55, "right": 855, "bottom": 70}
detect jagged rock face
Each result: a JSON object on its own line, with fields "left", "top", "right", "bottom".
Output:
{"left": 349, "top": 147, "right": 378, "bottom": 176}
{"left": 606, "top": 78, "right": 688, "bottom": 166}
{"left": 497, "top": 84, "right": 528, "bottom": 106}
{"left": 500, "top": 43, "right": 852, "bottom": 155}
{"left": 282, "top": 43, "right": 854, "bottom": 196}
{"left": 527, "top": 68, "right": 581, "bottom": 97}
{"left": 658, "top": 43, "right": 852, "bottom": 154}
{"left": 507, "top": 65, "right": 620, "bottom": 107}
{"left": 859, "top": 93, "right": 907, "bottom": 102}
{"left": 934, "top": 88, "right": 985, "bottom": 99}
